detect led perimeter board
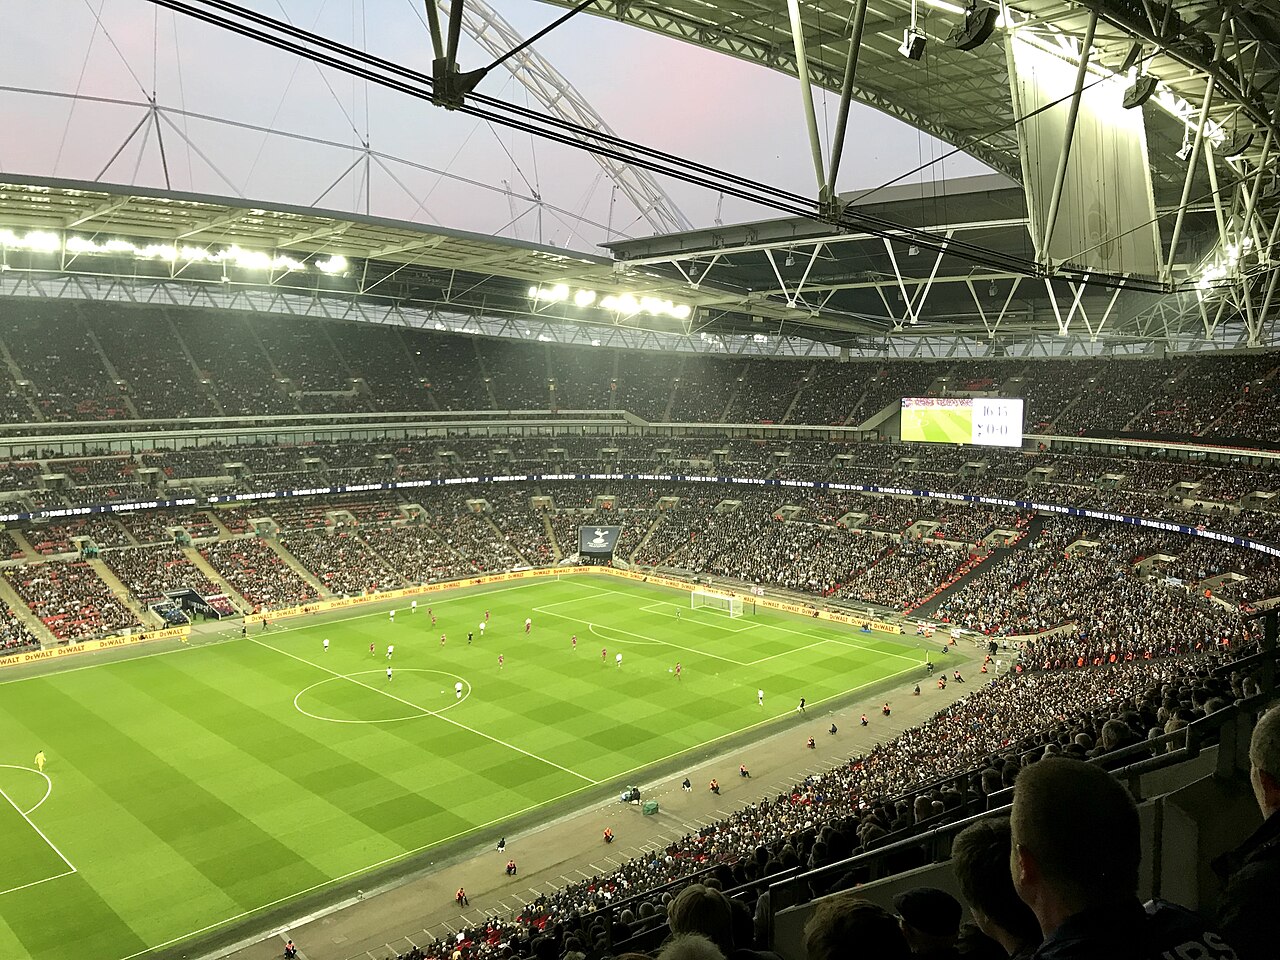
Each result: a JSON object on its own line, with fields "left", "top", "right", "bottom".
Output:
{"left": 900, "top": 397, "right": 1024, "bottom": 447}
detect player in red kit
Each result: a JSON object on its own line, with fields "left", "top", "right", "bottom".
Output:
{"left": 674, "top": 662, "right": 682, "bottom": 680}
{"left": 485, "top": 609, "right": 490, "bottom": 621}
{"left": 601, "top": 647, "right": 607, "bottom": 663}
{"left": 440, "top": 633, "right": 446, "bottom": 646}
{"left": 497, "top": 653, "right": 504, "bottom": 669}
{"left": 571, "top": 634, "right": 577, "bottom": 650}
{"left": 369, "top": 642, "right": 376, "bottom": 657}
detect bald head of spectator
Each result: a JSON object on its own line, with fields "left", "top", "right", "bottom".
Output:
{"left": 951, "top": 819, "right": 1041, "bottom": 957}
{"left": 1009, "top": 758, "right": 1140, "bottom": 937}
{"left": 1250, "top": 703, "right": 1280, "bottom": 819}
{"left": 657, "top": 934, "right": 724, "bottom": 960}
{"left": 804, "top": 894, "right": 910, "bottom": 960}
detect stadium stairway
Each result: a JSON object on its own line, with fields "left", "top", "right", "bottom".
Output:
{"left": 482, "top": 515, "right": 531, "bottom": 566}
{"left": 84, "top": 327, "right": 140, "bottom": 419}
{"left": 911, "top": 513, "right": 1049, "bottom": 620}
{"left": 182, "top": 546, "right": 250, "bottom": 610}
{"left": 778, "top": 364, "right": 817, "bottom": 423}
{"left": 628, "top": 514, "right": 666, "bottom": 562}
{"left": 840, "top": 383, "right": 873, "bottom": 426}
{"left": 162, "top": 311, "right": 227, "bottom": 416}
{"left": 0, "top": 570, "right": 57, "bottom": 645}
{"left": 541, "top": 512, "right": 562, "bottom": 560}
{"left": 265, "top": 538, "right": 332, "bottom": 597}
{"left": 0, "top": 338, "right": 44, "bottom": 421}
{"left": 87, "top": 557, "right": 161, "bottom": 627}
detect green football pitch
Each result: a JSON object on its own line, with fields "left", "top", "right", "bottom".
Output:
{"left": 901, "top": 406, "right": 972, "bottom": 444}
{"left": 0, "top": 576, "right": 925, "bottom": 960}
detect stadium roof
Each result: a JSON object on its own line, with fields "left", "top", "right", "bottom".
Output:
{"left": 543, "top": 0, "right": 1280, "bottom": 204}
{"left": 0, "top": 174, "right": 1260, "bottom": 350}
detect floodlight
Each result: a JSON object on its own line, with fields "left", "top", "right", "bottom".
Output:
{"left": 908, "top": 245, "right": 920, "bottom": 256}
{"left": 1176, "top": 135, "right": 1193, "bottom": 161}
{"left": 900, "top": 27, "right": 927, "bottom": 60}
{"left": 1122, "top": 75, "right": 1158, "bottom": 110}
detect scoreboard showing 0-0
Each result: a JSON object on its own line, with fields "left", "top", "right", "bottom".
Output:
{"left": 900, "top": 397, "right": 1024, "bottom": 447}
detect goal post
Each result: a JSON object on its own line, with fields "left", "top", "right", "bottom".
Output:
{"left": 691, "top": 589, "right": 743, "bottom": 618}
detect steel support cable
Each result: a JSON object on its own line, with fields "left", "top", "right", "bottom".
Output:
{"left": 145, "top": 0, "right": 1044, "bottom": 278}
{"left": 143, "top": 0, "right": 1172, "bottom": 291}
{"left": 145, "top": 0, "right": 813, "bottom": 208}
{"left": 140, "top": 0, "right": 1065, "bottom": 274}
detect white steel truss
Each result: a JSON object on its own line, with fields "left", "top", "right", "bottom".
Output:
{"left": 438, "top": 0, "right": 693, "bottom": 236}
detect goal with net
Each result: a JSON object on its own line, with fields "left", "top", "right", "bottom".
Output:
{"left": 691, "top": 589, "right": 743, "bottom": 618}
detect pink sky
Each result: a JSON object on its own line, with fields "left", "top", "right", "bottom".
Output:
{"left": 0, "top": 0, "right": 991, "bottom": 249}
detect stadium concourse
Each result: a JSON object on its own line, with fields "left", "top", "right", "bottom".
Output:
{"left": 0, "top": 308, "right": 1278, "bottom": 960}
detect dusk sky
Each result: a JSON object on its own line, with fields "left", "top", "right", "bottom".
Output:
{"left": 0, "top": 0, "right": 992, "bottom": 251}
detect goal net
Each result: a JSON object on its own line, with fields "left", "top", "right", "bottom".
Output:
{"left": 691, "top": 589, "right": 743, "bottom": 618}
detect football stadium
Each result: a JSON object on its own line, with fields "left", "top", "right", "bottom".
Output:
{"left": 0, "top": 3, "right": 1278, "bottom": 960}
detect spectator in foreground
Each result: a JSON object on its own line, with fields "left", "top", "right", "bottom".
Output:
{"left": 1214, "top": 701, "right": 1280, "bottom": 960}
{"left": 893, "top": 887, "right": 962, "bottom": 958}
{"left": 667, "top": 884, "right": 734, "bottom": 955}
{"left": 804, "top": 893, "right": 910, "bottom": 960}
{"left": 951, "top": 818, "right": 1041, "bottom": 959}
{"left": 1010, "top": 757, "right": 1235, "bottom": 959}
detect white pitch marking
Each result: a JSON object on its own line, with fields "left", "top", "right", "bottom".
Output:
{"left": 110, "top": 599, "right": 925, "bottom": 960}
{"left": 0, "top": 764, "right": 53, "bottom": 815}
{"left": 0, "top": 782, "right": 76, "bottom": 896}
{"left": 636, "top": 601, "right": 759, "bottom": 634}
{"left": 560, "top": 583, "right": 921, "bottom": 665}
{"left": 253, "top": 638, "right": 597, "bottom": 784}
{"left": 0, "top": 868, "right": 76, "bottom": 897}
{"left": 0, "top": 580, "right": 549, "bottom": 689}
{"left": 583, "top": 622, "right": 751, "bottom": 666}
{"left": 292, "top": 670, "right": 471, "bottom": 725}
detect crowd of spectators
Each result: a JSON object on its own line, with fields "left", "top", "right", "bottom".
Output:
{"left": 7, "top": 438, "right": 1280, "bottom": 557}
{"left": 199, "top": 539, "right": 319, "bottom": 611}
{"left": 391, "top": 641, "right": 1264, "bottom": 960}
{"left": 277, "top": 531, "right": 403, "bottom": 597}
{"left": 3, "top": 559, "right": 142, "bottom": 640}
{"left": 3, "top": 303, "right": 1280, "bottom": 441}
{"left": 102, "top": 546, "right": 220, "bottom": 605}
{"left": 0, "top": 596, "right": 40, "bottom": 651}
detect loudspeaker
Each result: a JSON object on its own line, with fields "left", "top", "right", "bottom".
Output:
{"left": 900, "top": 28, "right": 927, "bottom": 61}
{"left": 1122, "top": 75, "right": 1158, "bottom": 110}
{"left": 947, "top": 7, "right": 998, "bottom": 51}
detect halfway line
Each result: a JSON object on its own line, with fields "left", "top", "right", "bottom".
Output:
{"left": 249, "top": 638, "right": 598, "bottom": 784}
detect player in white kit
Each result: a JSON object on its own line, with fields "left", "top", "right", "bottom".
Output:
{"left": 323, "top": 638, "right": 329, "bottom": 653}
{"left": 455, "top": 681, "right": 464, "bottom": 699}
{"left": 387, "top": 644, "right": 394, "bottom": 660}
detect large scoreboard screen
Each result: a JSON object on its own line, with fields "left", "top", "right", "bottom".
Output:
{"left": 900, "top": 397, "right": 1024, "bottom": 447}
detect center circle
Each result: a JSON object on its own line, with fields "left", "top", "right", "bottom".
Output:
{"left": 294, "top": 669, "right": 471, "bottom": 724}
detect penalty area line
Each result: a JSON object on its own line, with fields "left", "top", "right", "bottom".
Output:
{"left": 0, "top": 782, "right": 77, "bottom": 891}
